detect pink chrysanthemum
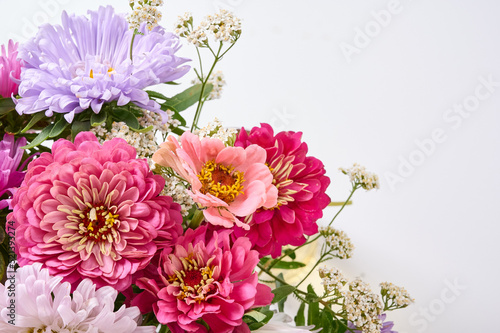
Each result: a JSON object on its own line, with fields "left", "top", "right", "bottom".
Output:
{"left": 0, "top": 40, "right": 22, "bottom": 98}
{"left": 0, "top": 263, "right": 156, "bottom": 333}
{"left": 136, "top": 226, "right": 274, "bottom": 333}
{"left": 0, "top": 134, "right": 26, "bottom": 210}
{"left": 234, "top": 123, "right": 331, "bottom": 258}
{"left": 9, "top": 132, "right": 183, "bottom": 291}
{"left": 153, "top": 132, "right": 278, "bottom": 230}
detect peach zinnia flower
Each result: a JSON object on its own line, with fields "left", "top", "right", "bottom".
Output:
{"left": 153, "top": 132, "right": 277, "bottom": 229}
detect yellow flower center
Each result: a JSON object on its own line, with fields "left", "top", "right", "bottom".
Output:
{"left": 76, "top": 204, "right": 119, "bottom": 243}
{"left": 198, "top": 160, "right": 244, "bottom": 203}
{"left": 89, "top": 67, "right": 115, "bottom": 79}
{"left": 169, "top": 255, "right": 216, "bottom": 302}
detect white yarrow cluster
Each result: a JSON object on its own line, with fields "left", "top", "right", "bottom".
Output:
{"left": 380, "top": 282, "right": 414, "bottom": 308}
{"left": 128, "top": 0, "right": 164, "bottom": 31}
{"left": 342, "top": 279, "right": 384, "bottom": 333}
{"left": 319, "top": 226, "right": 354, "bottom": 259}
{"left": 192, "top": 70, "right": 226, "bottom": 100}
{"left": 159, "top": 172, "right": 194, "bottom": 216}
{"left": 340, "top": 163, "right": 380, "bottom": 190}
{"left": 91, "top": 109, "right": 178, "bottom": 161}
{"left": 195, "top": 118, "right": 237, "bottom": 145}
{"left": 319, "top": 266, "right": 348, "bottom": 294}
{"left": 175, "top": 9, "right": 241, "bottom": 46}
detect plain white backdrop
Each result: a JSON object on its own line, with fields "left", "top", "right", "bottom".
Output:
{"left": 2, "top": 1, "right": 500, "bottom": 332}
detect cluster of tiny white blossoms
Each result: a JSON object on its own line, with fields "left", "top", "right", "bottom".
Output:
{"left": 380, "top": 282, "right": 414, "bottom": 309}
{"left": 319, "top": 226, "right": 355, "bottom": 259}
{"left": 128, "top": 0, "right": 164, "bottom": 31}
{"left": 192, "top": 70, "right": 226, "bottom": 100}
{"left": 319, "top": 266, "right": 348, "bottom": 295}
{"left": 195, "top": 118, "right": 237, "bottom": 145}
{"left": 174, "top": 9, "right": 242, "bottom": 46}
{"left": 342, "top": 279, "right": 384, "bottom": 333}
{"left": 91, "top": 109, "right": 177, "bottom": 160}
{"left": 340, "top": 163, "right": 380, "bottom": 190}
{"left": 158, "top": 172, "right": 194, "bottom": 216}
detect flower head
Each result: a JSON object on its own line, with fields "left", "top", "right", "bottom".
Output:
{"left": 340, "top": 163, "right": 380, "bottom": 190}
{"left": 136, "top": 226, "right": 273, "bottom": 332}
{"left": 348, "top": 314, "right": 397, "bottom": 333}
{"left": 319, "top": 265, "right": 348, "bottom": 295}
{"left": 128, "top": 0, "right": 164, "bottom": 31}
{"left": 153, "top": 131, "right": 278, "bottom": 230}
{"left": 9, "top": 132, "right": 183, "bottom": 291}
{"left": 0, "top": 40, "right": 22, "bottom": 98}
{"left": 380, "top": 282, "right": 414, "bottom": 309}
{"left": 319, "top": 226, "right": 355, "bottom": 259}
{"left": 342, "top": 278, "right": 384, "bottom": 333}
{"left": 0, "top": 134, "right": 26, "bottom": 209}
{"left": 233, "top": 123, "right": 331, "bottom": 257}
{"left": 0, "top": 263, "right": 156, "bottom": 333}
{"left": 16, "top": 6, "right": 190, "bottom": 123}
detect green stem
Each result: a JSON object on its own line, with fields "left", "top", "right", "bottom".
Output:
{"left": 130, "top": 32, "right": 137, "bottom": 61}
{"left": 189, "top": 209, "right": 205, "bottom": 229}
{"left": 328, "top": 184, "right": 359, "bottom": 227}
{"left": 190, "top": 43, "right": 223, "bottom": 132}
{"left": 295, "top": 252, "right": 328, "bottom": 289}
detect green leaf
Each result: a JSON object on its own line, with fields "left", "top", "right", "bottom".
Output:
{"left": 0, "top": 98, "right": 15, "bottom": 115}
{"left": 146, "top": 90, "right": 170, "bottom": 101}
{"left": 171, "top": 127, "right": 185, "bottom": 136}
{"left": 271, "top": 285, "right": 296, "bottom": 304}
{"left": 163, "top": 81, "right": 180, "bottom": 85}
{"left": 320, "top": 309, "right": 335, "bottom": 333}
{"left": 90, "top": 111, "right": 107, "bottom": 127}
{"left": 130, "top": 125, "right": 154, "bottom": 133}
{"left": 49, "top": 118, "right": 69, "bottom": 138}
{"left": 71, "top": 120, "right": 91, "bottom": 140}
{"left": 20, "top": 112, "right": 46, "bottom": 134}
{"left": 110, "top": 108, "right": 139, "bottom": 129}
{"left": 244, "top": 310, "right": 267, "bottom": 322}
{"left": 295, "top": 302, "right": 306, "bottom": 326}
{"left": 284, "top": 248, "right": 297, "bottom": 260}
{"left": 161, "top": 83, "right": 213, "bottom": 112}
{"left": 259, "top": 257, "right": 305, "bottom": 269}
{"left": 307, "top": 284, "right": 320, "bottom": 327}
{"left": 22, "top": 124, "right": 54, "bottom": 149}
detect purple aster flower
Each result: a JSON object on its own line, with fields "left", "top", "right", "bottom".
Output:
{"left": 0, "top": 134, "right": 26, "bottom": 210}
{"left": 16, "top": 6, "right": 190, "bottom": 123}
{"left": 348, "top": 314, "right": 397, "bottom": 333}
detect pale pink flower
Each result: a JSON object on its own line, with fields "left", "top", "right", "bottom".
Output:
{"left": 153, "top": 132, "right": 278, "bottom": 230}
{"left": 136, "top": 226, "right": 274, "bottom": 332}
{"left": 0, "top": 40, "right": 22, "bottom": 98}
{"left": 0, "top": 263, "right": 156, "bottom": 333}
{"left": 9, "top": 132, "right": 183, "bottom": 291}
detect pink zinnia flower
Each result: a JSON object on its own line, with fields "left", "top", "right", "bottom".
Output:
{"left": 0, "top": 263, "right": 156, "bottom": 333}
{"left": 136, "top": 226, "right": 274, "bottom": 333}
{"left": 153, "top": 132, "right": 278, "bottom": 230}
{"left": 9, "top": 132, "right": 183, "bottom": 291}
{"left": 0, "top": 40, "right": 22, "bottom": 98}
{"left": 234, "top": 123, "right": 331, "bottom": 257}
{"left": 0, "top": 134, "right": 26, "bottom": 210}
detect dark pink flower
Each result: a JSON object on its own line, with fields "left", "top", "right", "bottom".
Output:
{"left": 0, "top": 40, "right": 22, "bottom": 98}
{"left": 9, "top": 132, "right": 183, "bottom": 291}
{"left": 0, "top": 134, "right": 26, "bottom": 209}
{"left": 136, "top": 226, "right": 273, "bottom": 333}
{"left": 234, "top": 123, "right": 331, "bottom": 258}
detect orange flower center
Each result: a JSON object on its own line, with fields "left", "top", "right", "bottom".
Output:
{"left": 198, "top": 160, "right": 244, "bottom": 203}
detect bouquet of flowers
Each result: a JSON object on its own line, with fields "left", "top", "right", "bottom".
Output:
{"left": 0, "top": 2, "right": 413, "bottom": 332}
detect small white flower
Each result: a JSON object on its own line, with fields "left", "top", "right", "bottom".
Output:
{"left": 340, "top": 163, "right": 380, "bottom": 190}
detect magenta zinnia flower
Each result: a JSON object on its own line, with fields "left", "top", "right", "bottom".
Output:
{"left": 16, "top": 6, "right": 190, "bottom": 123}
{"left": 136, "top": 226, "right": 273, "bottom": 332}
{"left": 0, "top": 263, "right": 156, "bottom": 333}
{"left": 234, "top": 123, "right": 331, "bottom": 257}
{"left": 0, "top": 40, "right": 22, "bottom": 98}
{"left": 0, "top": 134, "right": 26, "bottom": 210}
{"left": 9, "top": 132, "right": 183, "bottom": 291}
{"left": 153, "top": 132, "right": 278, "bottom": 229}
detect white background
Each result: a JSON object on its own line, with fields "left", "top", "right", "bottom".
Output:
{"left": 2, "top": 1, "right": 499, "bottom": 332}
